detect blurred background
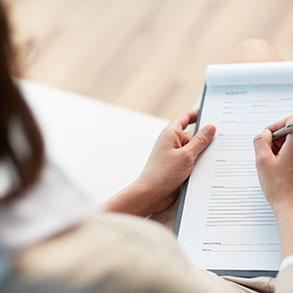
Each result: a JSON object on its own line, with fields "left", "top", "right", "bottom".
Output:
{"left": 5, "top": 0, "right": 293, "bottom": 119}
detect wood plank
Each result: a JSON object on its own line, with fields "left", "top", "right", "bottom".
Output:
{"left": 4, "top": 0, "right": 293, "bottom": 118}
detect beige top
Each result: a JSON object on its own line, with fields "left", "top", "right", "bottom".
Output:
{"left": 0, "top": 162, "right": 290, "bottom": 292}
{"left": 0, "top": 212, "right": 290, "bottom": 293}
{"left": 0, "top": 163, "right": 93, "bottom": 252}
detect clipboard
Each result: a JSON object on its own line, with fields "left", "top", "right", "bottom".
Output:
{"left": 173, "top": 85, "right": 278, "bottom": 278}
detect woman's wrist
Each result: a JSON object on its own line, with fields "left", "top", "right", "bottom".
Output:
{"left": 273, "top": 199, "right": 293, "bottom": 259}
{"left": 272, "top": 198, "right": 293, "bottom": 218}
{"left": 101, "top": 179, "right": 153, "bottom": 217}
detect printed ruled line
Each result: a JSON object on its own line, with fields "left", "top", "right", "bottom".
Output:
{"left": 206, "top": 224, "right": 276, "bottom": 227}
{"left": 203, "top": 250, "right": 279, "bottom": 253}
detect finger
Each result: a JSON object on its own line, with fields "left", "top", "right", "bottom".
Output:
{"left": 281, "top": 133, "right": 293, "bottom": 153}
{"left": 285, "top": 115, "right": 293, "bottom": 127}
{"left": 181, "top": 132, "right": 193, "bottom": 146}
{"left": 170, "top": 110, "right": 199, "bottom": 131}
{"left": 283, "top": 116, "right": 293, "bottom": 145}
{"left": 254, "top": 129, "right": 275, "bottom": 168}
{"left": 279, "top": 116, "right": 293, "bottom": 156}
{"left": 267, "top": 116, "right": 290, "bottom": 132}
{"left": 268, "top": 116, "right": 293, "bottom": 153}
{"left": 183, "top": 124, "right": 216, "bottom": 157}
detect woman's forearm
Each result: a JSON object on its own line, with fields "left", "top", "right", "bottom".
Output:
{"left": 274, "top": 203, "right": 293, "bottom": 259}
{"left": 101, "top": 180, "right": 152, "bottom": 217}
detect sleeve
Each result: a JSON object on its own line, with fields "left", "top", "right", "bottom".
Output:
{"left": 276, "top": 264, "right": 293, "bottom": 293}
{"left": 280, "top": 255, "right": 293, "bottom": 271}
{"left": 2, "top": 213, "right": 244, "bottom": 293}
{"left": 275, "top": 255, "right": 293, "bottom": 293}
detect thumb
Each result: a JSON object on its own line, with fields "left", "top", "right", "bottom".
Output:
{"left": 184, "top": 125, "right": 216, "bottom": 158}
{"left": 279, "top": 129, "right": 293, "bottom": 159}
{"left": 254, "top": 129, "right": 275, "bottom": 168}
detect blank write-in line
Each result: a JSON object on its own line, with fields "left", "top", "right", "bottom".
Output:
{"left": 207, "top": 214, "right": 274, "bottom": 217}
{"left": 214, "top": 163, "right": 256, "bottom": 167}
{"left": 216, "top": 147, "right": 253, "bottom": 153}
{"left": 214, "top": 175, "right": 257, "bottom": 177}
{"left": 209, "top": 199, "right": 268, "bottom": 207}
{"left": 210, "top": 196, "right": 264, "bottom": 199}
{"left": 214, "top": 171, "right": 257, "bottom": 173}
{"left": 224, "top": 98, "right": 287, "bottom": 103}
{"left": 220, "top": 120, "right": 272, "bottom": 124}
{"left": 232, "top": 120, "right": 273, "bottom": 124}
{"left": 219, "top": 243, "right": 279, "bottom": 246}
{"left": 217, "top": 147, "right": 253, "bottom": 149}
{"left": 208, "top": 208, "right": 272, "bottom": 211}
{"left": 208, "top": 214, "right": 272, "bottom": 217}
{"left": 215, "top": 165, "right": 256, "bottom": 167}
{"left": 212, "top": 185, "right": 258, "bottom": 188}
{"left": 208, "top": 210, "right": 273, "bottom": 213}
{"left": 209, "top": 201, "right": 267, "bottom": 205}
{"left": 210, "top": 193, "right": 263, "bottom": 196}
{"left": 214, "top": 169, "right": 255, "bottom": 171}
{"left": 215, "top": 162, "right": 255, "bottom": 164}
{"left": 210, "top": 194, "right": 264, "bottom": 197}
{"left": 224, "top": 105, "right": 293, "bottom": 110}
{"left": 218, "top": 141, "right": 253, "bottom": 144}
{"left": 218, "top": 138, "right": 253, "bottom": 141}
{"left": 211, "top": 189, "right": 261, "bottom": 192}
{"left": 223, "top": 111, "right": 293, "bottom": 115}
{"left": 214, "top": 170, "right": 256, "bottom": 172}
{"left": 214, "top": 170, "right": 256, "bottom": 173}
{"left": 209, "top": 203, "right": 269, "bottom": 206}
{"left": 210, "top": 198, "right": 264, "bottom": 201}
{"left": 207, "top": 217, "right": 274, "bottom": 220}
{"left": 214, "top": 166, "right": 255, "bottom": 168}
{"left": 218, "top": 143, "right": 253, "bottom": 145}
{"left": 206, "top": 224, "right": 276, "bottom": 227}
{"left": 207, "top": 220, "right": 275, "bottom": 223}
{"left": 218, "top": 136, "right": 253, "bottom": 138}
{"left": 203, "top": 250, "right": 279, "bottom": 253}
{"left": 217, "top": 146, "right": 254, "bottom": 148}
{"left": 218, "top": 142, "right": 253, "bottom": 145}
{"left": 217, "top": 149, "right": 253, "bottom": 151}
{"left": 209, "top": 203, "right": 271, "bottom": 207}
{"left": 210, "top": 195, "right": 264, "bottom": 198}
{"left": 219, "top": 135, "right": 254, "bottom": 137}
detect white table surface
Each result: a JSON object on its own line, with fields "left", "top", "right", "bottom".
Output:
{"left": 20, "top": 80, "right": 168, "bottom": 205}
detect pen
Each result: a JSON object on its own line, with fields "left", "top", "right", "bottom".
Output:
{"left": 272, "top": 124, "right": 293, "bottom": 141}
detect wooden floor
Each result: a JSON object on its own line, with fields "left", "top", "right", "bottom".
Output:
{"left": 5, "top": 0, "right": 293, "bottom": 118}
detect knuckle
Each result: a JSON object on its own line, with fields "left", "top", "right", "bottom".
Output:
{"left": 196, "top": 133, "right": 209, "bottom": 146}
{"left": 182, "top": 149, "right": 195, "bottom": 164}
{"left": 253, "top": 134, "right": 264, "bottom": 145}
{"left": 161, "top": 127, "right": 171, "bottom": 137}
{"left": 256, "top": 154, "right": 269, "bottom": 166}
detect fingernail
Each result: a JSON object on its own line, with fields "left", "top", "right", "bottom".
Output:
{"left": 263, "top": 128, "right": 272, "bottom": 137}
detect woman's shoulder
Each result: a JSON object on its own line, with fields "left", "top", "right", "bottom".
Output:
{"left": 17, "top": 213, "right": 180, "bottom": 272}
{"left": 9, "top": 213, "right": 198, "bottom": 292}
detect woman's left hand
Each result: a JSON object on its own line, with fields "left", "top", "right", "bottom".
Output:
{"left": 136, "top": 110, "right": 216, "bottom": 215}
{"left": 102, "top": 110, "right": 216, "bottom": 217}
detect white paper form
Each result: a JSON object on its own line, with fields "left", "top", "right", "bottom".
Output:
{"left": 177, "top": 62, "right": 293, "bottom": 272}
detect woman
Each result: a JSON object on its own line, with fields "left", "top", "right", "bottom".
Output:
{"left": 0, "top": 2, "right": 292, "bottom": 292}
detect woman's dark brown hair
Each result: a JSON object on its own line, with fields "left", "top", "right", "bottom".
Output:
{"left": 0, "top": 2, "right": 44, "bottom": 202}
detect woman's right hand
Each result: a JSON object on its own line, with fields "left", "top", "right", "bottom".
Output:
{"left": 254, "top": 115, "right": 293, "bottom": 258}
{"left": 254, "top": 115, "right": 293, "bottom": 212}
